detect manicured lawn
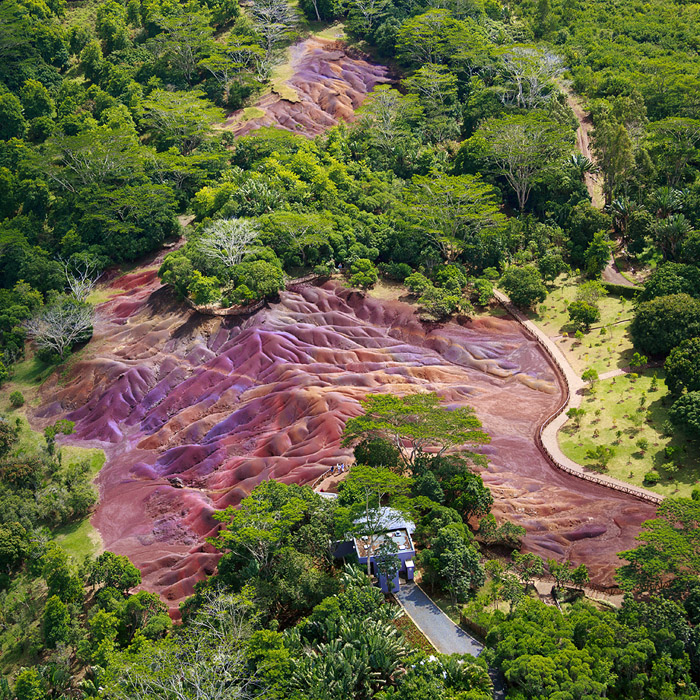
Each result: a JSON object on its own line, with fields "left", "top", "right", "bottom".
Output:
{"left": 558, "top": 370, "right": 700, "bottom": 498}
{"left": 527, "top": 275, "right": 635, "bottom": 375}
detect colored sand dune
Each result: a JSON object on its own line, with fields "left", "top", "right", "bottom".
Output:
{"left": 223, "top": 37, "right": 392, "bottom": 137}
{"left": 34, "top": 269, "right": 655, "bottom": 611}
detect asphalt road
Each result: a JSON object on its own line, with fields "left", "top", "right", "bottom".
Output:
{"left": 394, "top": 583, "right": 484, "bottom": 657}
{"left": 394, "top": 583, "right": 506, "bottom": 698}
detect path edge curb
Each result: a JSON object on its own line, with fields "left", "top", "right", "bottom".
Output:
{"left": 494, "top": 290, "right": 663, "bottom": 506}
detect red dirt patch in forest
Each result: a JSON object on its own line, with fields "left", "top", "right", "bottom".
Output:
{"left": 32, "top": 271, "right": 655, "bottom": 613}
{"left": 223, "top": 37, "right": 392, "bottom": 137}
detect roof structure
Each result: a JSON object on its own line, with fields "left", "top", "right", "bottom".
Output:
{"left": 352, "top": 507, "right": 416, "bottom": 535}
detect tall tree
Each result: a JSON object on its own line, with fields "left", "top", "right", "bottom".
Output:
{"left": 592, "top": 119, "right": 635, "bottom": 206}
{"left": 649, "top": 117, "right": 700, "bottom": 187}
{"left": 198, "top": 218, "right": 260, "bottom": 268}
{"left": 337, "top": 465, "right": 410, "bottom": 578}
{"left": 141, "top": 90, "right": 223, "bottom": 154}
{"left": 25, "top": 299, "right": 93, "bottom": 360}
{"left": 249, "top": 0, "right": 298, "bottom": 58}
{"left": 470, "top": 112, "right": 571, "bottom": 210}
{"left": 153, "top": 10, "right": 214, "bottom": 85}
{"left": 404, "top": 172, "right": 505, "bottom": 261}
{"left": 342, "top": 392, "right": 490, "bottom": 469}
{"left": 617, "top": 497, "right": 700, "bottom": 597}
{"left": 496, "top": 46, "right": 561, "bottom": 110}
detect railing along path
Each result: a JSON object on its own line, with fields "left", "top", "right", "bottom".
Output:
{"left": 495, "top": 292, "right": 663, "bottom": 506}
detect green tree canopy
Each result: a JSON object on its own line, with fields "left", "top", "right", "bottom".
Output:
{"left": 617, "top": 497, "right": 700, "bottom": 597}
{"left": 630, "top": 293, "right": 700, "bottom": 356}
{"left": 665, "top": 337, "right": 700, "bottom": 395}
{"left": 500, "top": 266, "right": 547, "bottom": 309}
{"left": 342, "top": 392, "right": 490, "bottom": 468}
{"left": 468, "top": 111, "right": 571, "bottom": 210}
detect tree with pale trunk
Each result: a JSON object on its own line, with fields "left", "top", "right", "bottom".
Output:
{"left": 101, "top": 591, "right": 258, "bottom": 700}
{"left": 59, "top": 255, "right": 101, "bottom": 301}
{"left": 249, "top": 0, "right": 298, "bottom": 57}
{"left": 338, "top": 465, "right": 411, "bottom": 578}
{"left": 25, "top": 300, "right": 94, "bottom": 360}
{"left": 43, "top": 127, "right": 141, "bottom": 192}
{"left": 342, "top": 392, "right": 490, "bottom": 470}
{"left": 358, "top": 86, "right": 423, "bottom": 156}
{"left": 198, "top": 218, "right": 260, "bottom": 268}
{"left": 346, "top": 0, "right": 387, "bottom": 36}
{"left": 404, "top": 171, "right": 505, "bottom": 261}
{"left": 497, "top": 46, "right": 561, "bottom": 109}
{"left": 471, "top": 112, "right": 571, "bottom": 210}
{"left": 153, "top": 10, "right": 214, "bottom": 85}
{"left": 141, "top": 90, "right": 223, "bottom": 155}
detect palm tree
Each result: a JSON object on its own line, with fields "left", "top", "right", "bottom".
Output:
{"left": 608, "top": 196, "right": 641, "bottom": 247}
{"left": 655, "top": 213, "right": 692, "bottom": 260}
{"left": 650, "top": 186, "right": 683, "bottom": 219}
{"left": 569, "top": 153, "right": 598, "bottom": 181}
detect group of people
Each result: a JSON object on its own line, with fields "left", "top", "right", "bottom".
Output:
{"left": 329, "top": 463, "right": 347, "bottom": 476}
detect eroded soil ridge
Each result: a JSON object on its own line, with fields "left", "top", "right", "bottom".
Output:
{"left": 224, "top": 37, "right": 392, "bottom": 137}
{"left": 35, "top": 273, "right": 655, "bottom": 608}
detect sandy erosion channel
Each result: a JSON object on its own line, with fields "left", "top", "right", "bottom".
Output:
{"left": 223, "top": 36, "right": 392, "bottom": 137}
{"left": 32, "top": 270, "right": 655, "bottom": 612}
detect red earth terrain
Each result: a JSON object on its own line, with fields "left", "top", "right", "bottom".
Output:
{"left": 222, "top": 36, "right": 392, "bottom": 137}
{"left": 33, "top": 269, "right": 655, "bottom": 612}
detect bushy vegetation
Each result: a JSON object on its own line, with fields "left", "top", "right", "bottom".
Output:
{"left": 3, "top": 0, "right": 700, "bottom": 696}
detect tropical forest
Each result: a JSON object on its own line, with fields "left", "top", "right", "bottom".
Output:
{"left": 0, "top": 0, "right": 700, "bottom": 697}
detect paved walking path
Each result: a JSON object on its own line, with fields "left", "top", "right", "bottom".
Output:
{"left": 602, "top": 255, "right": 638, "bottom": 288}
{"left": 494, "top": 290, "right": 663, "bottom": 504}
{"left": 394, "top": 583, "right": 484, "bottom": 657}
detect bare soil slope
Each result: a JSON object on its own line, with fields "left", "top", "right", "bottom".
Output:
{"left": 223, "top": 37, "right": 391, "bottom": 137}
{"left": 33, "top": 271, "right": 654, "bottom": 611}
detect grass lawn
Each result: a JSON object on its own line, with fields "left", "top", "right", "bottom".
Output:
{"left": 53, "top": 515, "right": 103, "bottom": 561}
{"left": 1, "top": 394, "right": 106, "bottom": 561}
{"left": 12, "top": 415, "right": 107, "bottom": 559}
{"left": 558, "top": 369, "right": 700, "bottom": 498}
{"left": 527, "top": 274, "right": 636, "bottom": 375}
{"left": 269, "top": 51, "right": 301, "bottom": 102}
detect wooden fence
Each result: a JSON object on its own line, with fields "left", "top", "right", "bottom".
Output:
{"left": 495, "top": 295, "right": 663, "bottom": 506}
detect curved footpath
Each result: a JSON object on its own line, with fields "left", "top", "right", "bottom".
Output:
{"left": 494, "top": 290, "right": 663, "bottom": 505}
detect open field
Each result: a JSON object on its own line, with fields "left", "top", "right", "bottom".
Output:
{"left": 526, "top": 275, "right": 635, "bottom": 375}
{"left": 558, "top": 369, "right": 700, "bottom": 498}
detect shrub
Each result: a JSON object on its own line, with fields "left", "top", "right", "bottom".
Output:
{"left": 349, "top": 259, "right": 378, "bottom": 289}
{"left": 630, "top": 293, "right": 700, "bottom": 356}
{"left": 643, "top": 471, "right": 660, "bottom": 485}
{"left": 313, "top": 263, "right": 334, "bottom": 277}
{"left": 379, "top": 262, "right": 413, "bottom": 281}
{"left": 353, "top": 439, "right": 400, "bottom": 468}
{"left": 568, "top": 300, "right": 600, "bottom": 331}
{"left": 500, "top": 266, "right": 547, "bottom": 309}
{"left": 9, "top": 391, "right": 24, "bottom": 408}
{"left": 405, "top": 272, "right": 432, "bottom": 296}
{"left": 669, "top": 391, "right": 700, "bottom": 439}
{"left": 664, "top": 337, "right": 700, "bottom": 395}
